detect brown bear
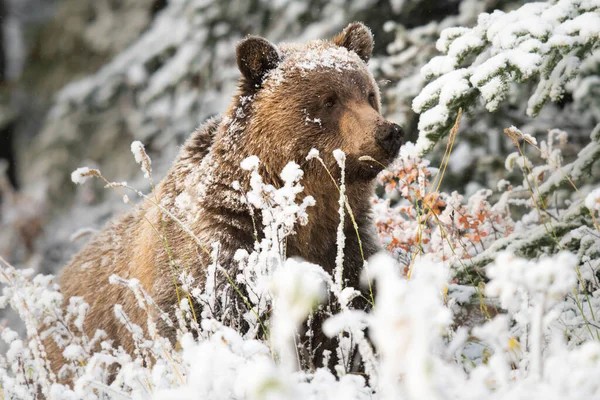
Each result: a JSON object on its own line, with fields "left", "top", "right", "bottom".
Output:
{"left": 47, "top": 22, "right": 403, "bottom": 378}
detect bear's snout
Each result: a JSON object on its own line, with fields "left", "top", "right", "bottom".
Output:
{"left": 376, "top": 123, "right": 404, "bottom": 156}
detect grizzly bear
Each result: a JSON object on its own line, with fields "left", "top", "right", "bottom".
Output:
{"left": 47, "top": 22, "right": 403, "bottom": 378}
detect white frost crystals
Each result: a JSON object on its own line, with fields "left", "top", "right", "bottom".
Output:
{"left": 227, "top": 155, "right": 318, "bottom": 339}
{"left": 163, "top": 251, "right": 600, "bottom": 400}
{"left": 264, "top": 43, "right": 362, "bottom": 90}
{"left": 4, "top": 0, "right": 600, "bottom": 396}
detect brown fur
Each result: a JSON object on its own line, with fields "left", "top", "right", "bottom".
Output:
{"left": 47, "top": 22, "right": 403, "bottom": 378}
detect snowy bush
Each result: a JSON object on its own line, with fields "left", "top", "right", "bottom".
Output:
{"left": 4, "top": 234, "right": 600, "bottom": 398}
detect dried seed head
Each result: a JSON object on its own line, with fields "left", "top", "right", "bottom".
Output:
{"left": 71, "top": 167, "right": 101, "bottom": 185}
{"left": 131, "top": 141, "right": 152, "bottom": 179}
{"left": 505, "top": 126, "right": 537, "bottom": 146}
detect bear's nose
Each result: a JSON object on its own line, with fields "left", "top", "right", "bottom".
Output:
{"left": 376, "top": 123, "right": 404, "bottom": 156}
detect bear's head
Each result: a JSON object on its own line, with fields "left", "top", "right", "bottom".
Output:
{"left": 233, "top": 22, "right": 404, "bottom": 182}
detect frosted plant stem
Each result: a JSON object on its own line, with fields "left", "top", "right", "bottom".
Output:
{"left": 530, "top": 293, "right": 545, "bottom": 380}
{"left": 334, "top": 150, "right": 347, "bottom": 293}
{"left": 516, "top": 134, "right": 600, "bottom": 233}
{"left": 293, "top": 331, "right": 302, "bottom": 372}
{"left": 431, "top": 108, "right": 462, "bottom": 193}
{"left": 314, "top": 152, "right": 375, "bottom": 306}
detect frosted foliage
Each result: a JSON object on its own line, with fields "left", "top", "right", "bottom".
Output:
{"left": 270, "top": 259, "right": 326, "bottom": 371}
{"left": 412, "top": 0, "right": 600, "bottom": 153}
{"left": 487, "top": 251, "right": 577, "bottom": 311}
{"left": 4, "top": 245, "right": 600, "bottom": 398}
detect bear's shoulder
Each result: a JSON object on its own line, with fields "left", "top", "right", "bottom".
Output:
{"left": 180, "top": 116, "right": 222, "bottom": 165}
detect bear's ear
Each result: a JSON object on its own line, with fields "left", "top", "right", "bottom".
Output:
{"left": 236, "top": 36, "right": 281, "bottom": 85}
{"left": 333, "top": 22, "right": 374, "bottom": 63}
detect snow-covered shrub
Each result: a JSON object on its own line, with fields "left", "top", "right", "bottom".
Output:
{"left": 6, "top": 245, "right": 600, "bottom": 399}
{"left": 376, "top": 123, "right": 600, "bottom": 266}
{"left": 375, "top": 140, "right": 515, "bottom": 274}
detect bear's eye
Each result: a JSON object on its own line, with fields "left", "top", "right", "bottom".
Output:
{"left": 368, "top": 92, "right": 377, "bottom": 109}
{"left": 324, "top": 96, "right": 336, "bottom": 108}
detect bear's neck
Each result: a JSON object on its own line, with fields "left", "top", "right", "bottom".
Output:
{"left": 287, "top": 176, "right": 376, "bottom": 272}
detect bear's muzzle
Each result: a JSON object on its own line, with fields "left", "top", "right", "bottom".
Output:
{"left": 376, "top": 123, "right": 404, "bottom": 157}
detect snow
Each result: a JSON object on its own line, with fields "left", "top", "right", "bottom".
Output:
{"left": 538, "top": 136, "right": 600, "bottom": 198}
{"left": 413, "top": 69, "right": 471, "bottom": 113}
{"left": 332, "top": 148, "right": 346, "bottom": 165}
{"left": 62, "top": 344, "right": 85, "bottom": 361}
{"left": 448, "top": 142, "right": 476, "bottom": 172}
{"left": 5, "top": 144, "right": 600, "bottom": 399}
{"left": 479, "top": 76, "right": 507, "bottom": 111}
{"left": 1, "top": 328, "right": 19, "bottom": 344}
{"left": 487, "top": 251, "right": 577, "bottom": 311}
{"left": 417, "top": 104, "right": 449, "bottom": 135}
{"left": 240, "top": 156, "right": 260, "bottom": 171}
{"left": 472, "top": 51, "right": 543, "bottom": 87}
{"left": 447, "top": 31, "right": 485, "bottom": 58}
{"left": 271, "top": 258, "right": 326, "bottom": 371}
{"left": 420, "top": 55, "right": 458, "bottom": 79}
{"left": 556, "top": 12, "right": 600, "bottom": 40}
{"left": 293, "top": 44, "right": 360, "bottom": 71}
{"left": 3, "top": 11, "right": 25, "bottom": 81}
{"left": 507, "top": 125, "right": 538, "bottom": 145}
{"left": 71, "top": 167, "right": 101, "bottom": 185}
{"left": 585, "top": 188, "right": 600, "bottom": 214}
{"left": 436, "top": 27, "right": 471, "bottom": 53}
{"left": 142, "top": 42, "right": 200, "bottom": 102}
{"left": 333, "top": 149, "right": 347, "bottom": 292}
{"left": 306, "top": 148, "right": 320, "bottom": 160}
{"left": 280, "top": 161, "right": 303, "bottom": 185}
{"left": 263, "top": 42, "right": 363, "bottom": 90}
{"left": 438, "top": 73, "right": 472, "bottom": 106}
